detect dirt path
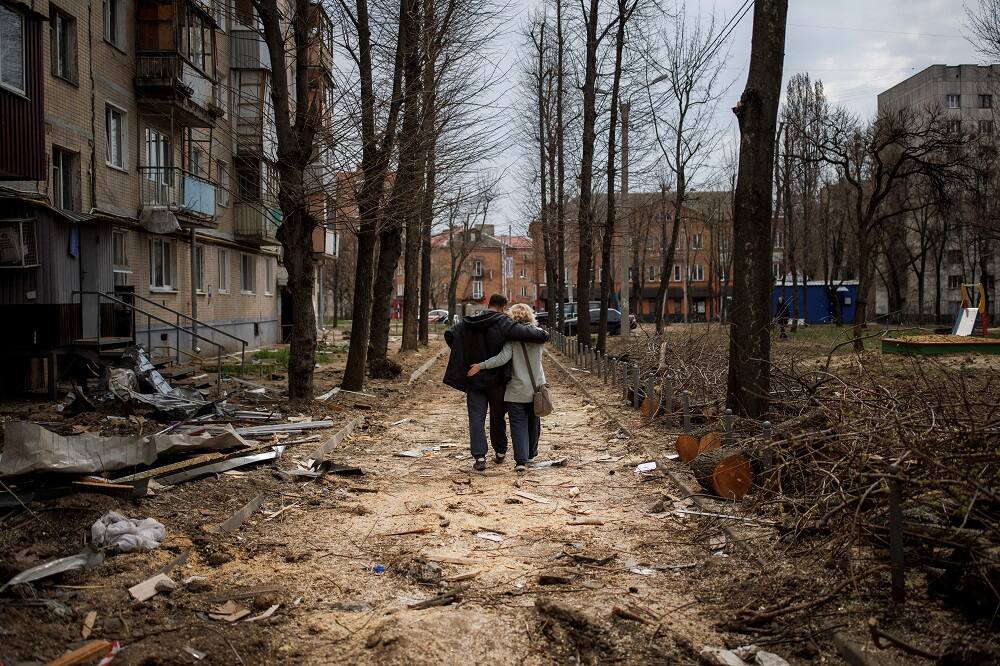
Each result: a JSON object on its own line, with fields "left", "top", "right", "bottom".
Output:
{"left": 1, "top": 342, "right": 745, "bottom": 665}
{"left": 232, "top": 348, "right": 723, "bottom": 664}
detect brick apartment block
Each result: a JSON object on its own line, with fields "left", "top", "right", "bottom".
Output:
{"left": 0, "top": 0, "right": 338, "bottom": 392}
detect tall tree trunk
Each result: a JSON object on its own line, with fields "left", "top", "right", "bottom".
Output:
{"left": 655, "top": 185, "right": 683, "bottom": 331}
{"left": 726, "top": 0, "right": 788, "bottom": 418}
{"left": 852, "top": 226, "right": 872, "bottom": 349}
{"left": 534, "top": 20, "right": 549, "bottom": 318}
{"left": 574, "top": 0, "right": 600, "bottom": 346}
{"left": 399, "top": 0, "right": 425, "bottom": 353}
{"left": 341, "top": 0, "right": 406, "bottom": 390}
{"left": 554, "top": 0, "right": 566, "bottom": 330}
{"left": 370, "top": 0, "right": 422, "bottom": 364}
{"left": 598, "top": 0, "right": 626, "bottom": 353}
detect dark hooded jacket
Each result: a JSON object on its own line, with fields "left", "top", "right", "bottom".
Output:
{"left": 443, "top": 311, "right": 549, "bottom": 392}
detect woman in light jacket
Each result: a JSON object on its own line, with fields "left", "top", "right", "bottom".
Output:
{"left": 467, "top": 303, "right": 545, "bottom": 472}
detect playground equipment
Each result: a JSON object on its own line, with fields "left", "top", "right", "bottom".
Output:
{"left": 882, "top": 282, "right": 1000, "bottom": 355}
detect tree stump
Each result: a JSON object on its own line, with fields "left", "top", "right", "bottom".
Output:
{"left": 698, "top": 432, "right": 721, "bottom": 455}
{"left": 640, "top": 395, "right": 659, "bottom": 418}
{"left": 675, "top": 433, "right": 700, "bottom": 462}
{"left": 675, "top": 427, "right": 722, "bottom": 462}
{"left": 691, "top": 447, "right": 754, "bottom": 500}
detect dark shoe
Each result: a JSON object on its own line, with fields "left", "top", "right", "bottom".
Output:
{"left": 515, "top": 462, "right": 527, "bottom": 473}
{"left": 494, "top": 452, "right": 506, "bottom": 464}
{"left": 473, "top": 457, "right": 487, "bottom": 472}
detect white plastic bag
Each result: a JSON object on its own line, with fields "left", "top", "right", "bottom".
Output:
{"left": 91, "top": 511, "right": 166, "bottom": 552}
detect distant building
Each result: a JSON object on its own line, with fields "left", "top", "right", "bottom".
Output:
{"left": 875, "top": 64, "right": 1000, "bottom": 321}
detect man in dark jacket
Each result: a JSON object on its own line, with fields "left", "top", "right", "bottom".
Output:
{"left": 443, "top": 293, "right": 549, "bottom": 471}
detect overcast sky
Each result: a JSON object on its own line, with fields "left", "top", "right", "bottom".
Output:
{"left": 489, "top": 0, "right": 979, "bottom": 234}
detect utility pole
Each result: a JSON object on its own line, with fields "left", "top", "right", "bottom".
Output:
{"left": 619, "top": 101, "right": 630, "bottom": 336}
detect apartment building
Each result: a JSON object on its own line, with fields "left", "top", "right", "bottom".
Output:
{"left": 419, "top": 225, "right": 536, "bottom": 316}
{"left": 530, "top": 194, "right": 729, "bottom": 321}
{"left": 875, "top": 64, "right": 1000, "bottom": 320}
{"left": 0, "top": 0, "right": 336, "bottom": 390}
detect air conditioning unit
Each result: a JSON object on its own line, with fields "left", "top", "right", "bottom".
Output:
{"left": 0, "top": 219, "right": 39, "bottom": 268}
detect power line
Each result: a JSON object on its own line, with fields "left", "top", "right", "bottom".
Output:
{"left": 787, "top": 22, "right": 963, "bottom": 39}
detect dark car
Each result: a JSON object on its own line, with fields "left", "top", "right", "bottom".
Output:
{"left": 537, "top": 301, "right": 600, "bottom": 326}
{"left": 563, "top": 308, "right": 637, "bottom": 336}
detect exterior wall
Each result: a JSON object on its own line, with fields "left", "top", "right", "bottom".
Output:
{"left": 0, "top": 1, "right": 45, "bottom": 180}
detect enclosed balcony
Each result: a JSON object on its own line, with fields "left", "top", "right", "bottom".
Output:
{"left": 135, "top": 0, "right": 223, "bottom": 127}
{"left": 235, "top": 202, "right": 282, "bottom": 246}
{"left": 139, "top": 166, "right": 217, "bottom": 223}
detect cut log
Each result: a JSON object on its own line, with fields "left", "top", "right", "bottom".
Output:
{"left": 675, "top": 433, "right": 700, "bottom": 462}
{"left": 640, "top": 396, "right": 659, "bottom": 418}
{"left": 691, "top": 447, "right": 754, "bottom": 500}
{"left": 698, "top": 432, "right": 722, "bottom": 455}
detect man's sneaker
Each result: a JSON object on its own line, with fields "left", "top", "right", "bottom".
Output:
{"left": 515, "top": 462, "right": 527, "bottom": 473}
{"left": 473, "top": 457, "right": 487, "bottom": 472}
{"left": 495, "top": 452, "right": 506, "bottom": 464}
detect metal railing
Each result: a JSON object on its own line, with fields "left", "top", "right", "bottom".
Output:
{"left": 135, "top": 53, "right": 222, "bottom": 114}
{"left": 139, "top": 166, "right": 218, "bottom": 220}
{"left": 125, "top": 291, "right": 247, "bottom": 374}
{"left": 74, "top": 291, "right": 246, "bottom": 387}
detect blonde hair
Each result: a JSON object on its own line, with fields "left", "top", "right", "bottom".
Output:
{"left": 508, "top": 303, "right": 537, "bottom": 327}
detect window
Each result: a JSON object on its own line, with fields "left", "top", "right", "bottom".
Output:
{"left": 981, "top": 94, "right": 993, "bottom": 109}
{"left": 946, "top": 119, "right": 962, "bottom": 134}
{"left": 103, "top": 0, "right": 125, "bottom": 49}
{"left": 52, "top": 147, "right": 79, "bottom": 211}
{"left": 214, "top": 0, "right": 227, "bottom": 31}
{"left": 520, "top": 267, "right": 526, "bottom": 279}
{"left": 1, "top": 5, "right": 25, "bottom": 94}
{"left": 689, "top": 264, "right": 705, "bottom": 281}
{"left": 774, "top": 231, "right": 784, "bottom": 249}
{"left": 472, "top": 259, "right": 483, "bottom": 277}
{"left": 50, "top": 7, "right": 78, "bottom": 84}
{"left": 218, "top": 248, "right": 230, "bottom": 293}
{"left": 947, "top": 249, "right": 963, "bottom": 264}
{"left": 773, "top": 262, "right": 782, "bottom": 278}
{"left": 980, "top": 120, "right": 994, "bottom": 136}
{"left": 265, "top": 258, "right": 273, "bottom": 295}
{"left": 194, "top": 245, "right": 205, "bottom": 292}
{"left": 105, "top": 104, "right": 126, "bottom": 169}
{"left": 946, "top": 94, "right": 960, "bottom": 109}
{"left": 216, "top": 161, "right": 230, "bottom": 207}
{"left": 149, "top": 238, "right": 175, "bottom": 289}
{"left": 672, "top": 264, "right": 681, "bottom": 281}
{"left": 691, "top": 233, "right": 703, "bottom": 250}
{"left": 472, "top": 280, "right": 484, "bottom": 300}
{"left": 648, "top": 265, "right": 657, "bottom": 280}
{"left": 240, "top": 253, "right": 256, "bottom": 293}
{"left": 948, "top": 275, "right": 963, "bottom": 290}
{"left": 520, "top": 285, "right": 528, "bottom": 297}
{"left": 112, "top": 230, "right": 130, "bottom": 286}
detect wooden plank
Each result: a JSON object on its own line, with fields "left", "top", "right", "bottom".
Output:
{"left": 45, "top": 640, "right": 113, "bottom": 666}
{"left": 423, "top": 552, "right": 477, "bottom": 566}
{"left": 512, "top": 490, "right": 552, "bottom": 504}
{"left": 128, "top": 573, "right": 174, "bottom": 602}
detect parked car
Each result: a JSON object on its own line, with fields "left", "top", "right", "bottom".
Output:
{"left": 427, "top": 309, "right": 450, "bottom": 323}
{"left": 562, "top": 308, "right": 637, "bottom": 336}
{"left": 537, "top": 301, "right": 601, "bottom": 326}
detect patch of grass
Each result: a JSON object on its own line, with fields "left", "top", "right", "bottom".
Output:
{"left": 251, "top": 347, "right": 332, "bottom": 368}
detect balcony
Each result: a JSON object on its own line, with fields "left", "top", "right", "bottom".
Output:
{"left": 139, "top": 167, "right": 218, "bottom": 223}
{"left": 135, "top": 54, "right": 223, "bottom": 127}
{"left": 232, "top": 30, "right": 271, "bottom": 70}
{"left": 312, "top": 225, "right": 337, "bottom": 257}
{"left": 235, "top": 202, "right": 282, "bottom": 246}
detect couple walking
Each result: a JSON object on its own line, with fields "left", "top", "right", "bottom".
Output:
{"left": 443, "top": 293, "right": 550, "bottom": 473}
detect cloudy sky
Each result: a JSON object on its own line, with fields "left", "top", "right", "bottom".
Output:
{"left": 490, "top": 0, "right": 979, "bottom": 232}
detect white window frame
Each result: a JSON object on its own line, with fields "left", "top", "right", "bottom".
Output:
{"left": 216, "top": 161, "right": 230, "bottom": 207}
{"left": 240, "top": 253, "right": 256, "bottom": 294}
{"left": 103, "top": 0, "right": 125, "bottom": 50}
{"left": 1, "top": 5, "right": 26, "bottom": 95}
{"left": 946, "top": 94, "right": 960, "bottom": 109}
{"left": 149, "top": 238, "right": 176, "bottom": 291}
{"left": 472, "top": 280, "right": 484, "bottom": 300}
{"left": 112, "top": 229, "right": 130, "bottom": 285}
{"left": 691, "top": 233, "right": 703, "bottom": 250}
{"left": 690, "top": 264, "right": 705, "bottom": 281}
{"left": 105, "top": 103, "right": 127, "bottom": 170}
{"left": 520, "top": 285, "right": 528, "bottom": 297}
{"left": 520, "top": 267, "right": 526, "bottom": 278}
{"left": 472, "top": 259, "right": 483, "bottom": 277}
{"left": 672, "top": 264, "right": 681, "bottom": 282}
{"left": 217, "top": 248, "right": 230, "bottom": 293}
{"left": 264, "top": 257, "right": 273, "bottom": 295}
{"left": 194, "top": 244, "right": 205, "bottom": 293}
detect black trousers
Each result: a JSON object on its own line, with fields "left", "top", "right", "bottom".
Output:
{"left": 466, "top": 383, "right": 508, "bottom": 458}
{"left": 506, "top": 401, "right": 540, "bottom": 463}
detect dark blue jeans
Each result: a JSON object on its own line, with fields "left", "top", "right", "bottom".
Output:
{"left": 466, "top": 384, "right": 508, "bottom": 459}
{"left": 506, "top": 401, "right": 540, "bottom": 464}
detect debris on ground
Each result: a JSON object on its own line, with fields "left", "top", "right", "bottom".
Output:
{"left": 90, "top": 511, "right": 165, "bottom": 552}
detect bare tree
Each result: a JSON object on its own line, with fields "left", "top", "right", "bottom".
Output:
{"left": 966, "top": 0, "right": 1000, "bottom": 60}
{"left": 726, "top": 0, "right": 788, "bottom": 419}
{"left": 647, "top": 4, "right": 731, "bottom": 333}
